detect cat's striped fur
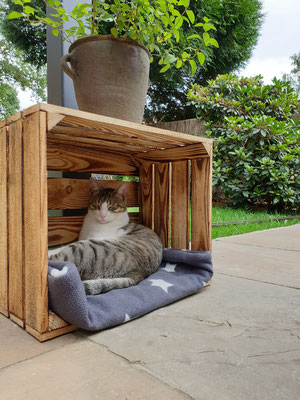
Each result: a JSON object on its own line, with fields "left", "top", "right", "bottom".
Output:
{"left": 48, "top": 179, "right": 163, "bottom": 295}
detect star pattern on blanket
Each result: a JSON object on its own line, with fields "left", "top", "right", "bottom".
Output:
{"left": 161, "top": 263, "right": 177, "bottom": 273}
{"left": 148, "top": 279, "right": 174, "bottom": 294}
{"left": 124, "top": 314, "right": 131, "bottom": 323}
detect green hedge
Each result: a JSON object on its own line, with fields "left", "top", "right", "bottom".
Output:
{"left": 187, "top": 74, "right": 300, "bottom": 212}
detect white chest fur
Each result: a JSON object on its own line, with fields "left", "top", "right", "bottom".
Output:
{"left": 79, "top": 209, "right": 129, "bottom": 241}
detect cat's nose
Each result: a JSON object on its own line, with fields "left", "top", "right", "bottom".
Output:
{"left": 99, "top": 211, "right": 106, "bottom": 219}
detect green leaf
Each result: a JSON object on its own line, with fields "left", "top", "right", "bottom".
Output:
{"left": 52, "top": 28, "right": 59, "bottom": 37}
{"left": 187, "top": 34, "right": 201, "bottom": 40}
{"left": 189, "top": 59, "right": 197, "bottom": 75}
{"left": 197, "top": 52, "right": 205, "bottom": 65}
{"left": 176, "top": 59, "right": 183, "bottom": 69}
{"left": 13, "top": 0, "right": 23, "bottom": 5}
{"left": 110, "top": 27, "right": 118, "bottom": 37}
{"left": 203, "top": 32, "right": 210, "bottom": 46}
{"left": 24, "top": 6, "right": 35, "bottom": 15}
{"left": 209, "top": 38, "right": 219, "bottom": 48}
{"left": 186, "top": 10, "right": 195, "bottom": 24}
{"left": 160, "top": 64, "right": 170, "bottom": 73}
{"left": 180, "top": 0, "right": 190, "bottom": 7}
{"left": 203, "top": 23, "right": 216, "bottom": 32}
{"left": 164, "top": 53, "right": 177, "bottom": 64}
{"left": 174, "top": 29, "right": 180, "bottom": 42}
{"left": 8, "top": 11, "right": 23, "bottom": 19}
{"left": 182, "top": 51, "right": 190, "bottom": 60}
{"left": 174, "top": 16, "right": 183, "bottom": 29}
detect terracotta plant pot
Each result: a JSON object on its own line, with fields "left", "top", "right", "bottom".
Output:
{"left": 61, "top": 35, "right": 150, "bottom": 123}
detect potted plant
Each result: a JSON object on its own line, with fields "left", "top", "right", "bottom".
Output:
{"left": 9, "top": 0, "right": 218, "bottom": 123}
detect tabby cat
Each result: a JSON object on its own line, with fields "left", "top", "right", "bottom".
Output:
{"left": 48, "top": 178, "right": 163, "bottom": 295}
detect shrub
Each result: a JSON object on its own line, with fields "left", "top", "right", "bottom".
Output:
{"left": 187, "top": 74, "right": 300, "bottom": 212}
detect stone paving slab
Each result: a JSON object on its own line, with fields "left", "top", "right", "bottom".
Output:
{"left": 0, "top": 341, "right": 188, "bottom": 400}
{"left": 0, "top": 314, "right": 82, "bottom": 369}
{"left": 1, "top": 224, "right": 299, "bottom": 400}
{"left": 85, "top": 273, "right": 300, "bottom": 400}
{"left": 212, "top": 241, "right": 300, "bottom": 288}
{"left": 214, "top": 224, "right": 300, "bottom": 251}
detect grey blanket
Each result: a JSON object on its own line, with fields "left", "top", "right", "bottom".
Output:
{"left": 48, "top": 248, "right": 213, "bottom": 331}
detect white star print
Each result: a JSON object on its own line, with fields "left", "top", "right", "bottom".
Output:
{"left": 148, "top": 279, "right": 174, "bottom": 294}
{"left": 123, "top": 314, "right": 131, "bottom": 323}
{"left": 161, "top": 263, "right": 177, "bottom": 273}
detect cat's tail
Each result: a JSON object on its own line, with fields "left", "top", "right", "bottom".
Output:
{"left": 82, "top": 276, "right": 142, "bottom": 295}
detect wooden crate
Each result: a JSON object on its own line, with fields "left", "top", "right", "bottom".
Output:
{"left": 0, "top": 103, "right": 213, "bottom": 341}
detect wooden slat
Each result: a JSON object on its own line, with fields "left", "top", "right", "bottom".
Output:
{"left": 139, "top": 162, "right": 153, "bottom": 229}
{"left": 154, "top": 163, "right": 170, "bottom": 247}
{"left": 48, "top": 216, "right": 84, "bottom": 246}
{"left": 47, "top": 143, "right": 138, "bottom": 175}
{"left": 48, "top": 311, "right": 69, "bottom": 330}
{"left": 23, "top": 111, "right": 49, "bottom": 332}
{"left": 0, "top": 126, "right": 8, "bottom": 316}
{"left": 7, "top": 120, "right": 23, "bottom": 320}
{"left": 171, "top": 161, "right": 189, "bottom": 249}
{"left": 61, "top": 115, "right": 203, "bottom": 146}
{"left": 48, "top": 212, "right": 140, "bottom": 247}
{"left": 48, "top": 131, "right": 155, "bottom": 153}
{"left": 50, "top": 124, "right": 175, "bottom": 150}
{"left": 23, "top": 103, "right": 213, "bottom": 145}
{"left": 10, "top": 313, "right": 24, "bottom": 328}
{"left": 48, "top": 178, "right": 139, "bottom": 209}
{"left": 191, "top": 153, "right": 212, "bottom": 251}
{"left": 133, "top": 143, "right": 209, "bottom": 163}
{"left": 25, "top": 323, "right": 77, "bottom": 342}
{"left": 47, "top": 112, "right": 64, "bottom": 130}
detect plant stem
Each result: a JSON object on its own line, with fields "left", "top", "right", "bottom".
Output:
{"left": 92, "top": 0, "right": 96, "bottom": 35}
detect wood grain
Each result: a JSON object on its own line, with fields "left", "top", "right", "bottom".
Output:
{"left": 10, "top": 313, "right": 25, "bottom": 328}
{"left": 133, "top": 142, "right": 209, "bottom": 163}
{"left": 47, "top": 144, "right": 138, "bottom": 175}
{"left": 0, "top": 126, "right": 8, "bottom": 315}
{"left": 171, "top": 161, "right": 189, "bottom": 249}
{"left": 48, "top": 311, "right": 69, "bottom": 330}
{"left": 23, "top": 111, "right": 49, "bottom": 332}
{"left": 191, "top": 155, "right": 212, "bottom": 251}
{"left": 139, "top": 162, "right": 153, "bottom": 229}
{"left": 25, "top": 323, "right": 77, "bottom": 342}
{"left": 48, "top": 178, "right": 139, "bottom": 209}
{"left": 49, "top": 124, "right": 175, "bottom": 150}
{"left": 154, "top": 163, "right": 170, "bottom": 248}
{"left": 48, "top": 216, "right": 84, "bottom": 246}
{"left": 8, "top": 120, "right": 24, "bottom": 320}
{"left": 23, "top": 103, "right": 213, "bottom": 145}
{"left": 47, "top": 112, "right": 64, "bottom": 130}
{"left": 48, "top": 132, "right": 152, "bottom": 154}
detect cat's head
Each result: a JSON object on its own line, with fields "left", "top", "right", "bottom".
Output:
{"left": 88, "top": 178, "right": 129, "bottom": 225}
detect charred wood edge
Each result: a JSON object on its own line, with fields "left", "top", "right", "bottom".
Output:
{"left": 212, "top": 215, "right": 300, "bottom": 227}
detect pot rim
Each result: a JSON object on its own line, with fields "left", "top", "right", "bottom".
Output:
{"left": 68, "top": 34, "right": 150, "bottom": 58}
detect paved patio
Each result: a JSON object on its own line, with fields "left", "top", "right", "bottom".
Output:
{"left": 1, "top": 224, "right": 299, "bottom": 400}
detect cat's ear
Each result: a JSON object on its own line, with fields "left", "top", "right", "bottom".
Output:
{"left": 90, "top": 178, "right": 100, "bottom": 195}
{"left": 116, "top": 182, "right": 129, "bottom": 200}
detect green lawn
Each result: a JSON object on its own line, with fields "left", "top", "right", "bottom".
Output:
{"left": 128, "top": 206, "right": 299, "bottom": 239}
{"left": 212, "top": 206, "right": 299, "bottom": 239}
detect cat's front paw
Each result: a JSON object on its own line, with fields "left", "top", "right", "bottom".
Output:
{"left": 82, "top": 280, "right": 93, "bottom": 295}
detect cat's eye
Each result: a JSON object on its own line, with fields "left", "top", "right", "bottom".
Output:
{"left": 90, "top": 203, "right": 101, "bottom": 210}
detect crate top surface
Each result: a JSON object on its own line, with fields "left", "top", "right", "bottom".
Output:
{"left": 1, "top": 103, "right": 213, "bottom": 162}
